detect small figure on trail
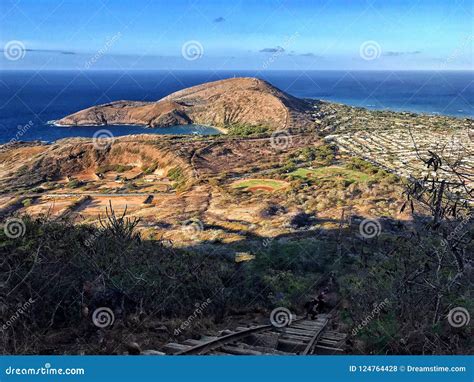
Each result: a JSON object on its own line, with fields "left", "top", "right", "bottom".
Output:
{"left": 304, "top": 287, "right": 331, "bottom": 319}
{"left": 304, "top": 297, "right": 318, "bottom": 320}
{"left": 315, "top": 289, "right": 328, "bottom": 314}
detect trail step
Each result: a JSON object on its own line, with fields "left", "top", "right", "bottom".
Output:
{"left": 280, "top": 333, "right": 314, "bottom": 342}
{"left": 163, "top": 343, "right": 191, "bottom": 354}
{"left": 183, "top": 339, "right": 205, "bottom": 346}
{"left": 313, "top": 344, "right": 345, "bottom": 354}
{"left": 220, "top": 345, "right": 263, "bottom": 355}
{"left": 200, "top": 336, "right": 218, "bottom": 341}
{"left": 278, "top": 328, "right": 316, "bottom": 337}
{"left": 141, "top": 349, "right": 165, "bottom": 355}
{"left": 235, "top": 342, "right": 293, "bottom": 355}
{"left": 277, "top": 339, "right": 307, "bottom": 353}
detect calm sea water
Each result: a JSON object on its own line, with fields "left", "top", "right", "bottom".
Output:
{"left": 0, "top": 70, "right": 472, "bottom": 144}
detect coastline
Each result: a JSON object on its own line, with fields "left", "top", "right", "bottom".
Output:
{"left": 50, "top": 97, "right": 471, "bottom": 139}
{"left": 3, "top": 100, "right": 466, "bottom": 146}
{"left": 315, "top": 99, "right": 474, "bottom": 120}
{"left": 50, "top": 120, "right": 229, "bottom": 134}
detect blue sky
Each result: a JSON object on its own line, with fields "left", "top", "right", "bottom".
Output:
{"left": 0, "top": 0, "right": 472, "bottom": 70}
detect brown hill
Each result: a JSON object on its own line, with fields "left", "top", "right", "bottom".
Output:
{"left": 56, "top": 77, "right": 313, "bottom": 131}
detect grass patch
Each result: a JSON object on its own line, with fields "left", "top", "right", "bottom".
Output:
{"left": 231, "top": 178, "right": 288, "bottom": 192}
{"left": 289, "top": 166, "right": 371, "bottom": 184}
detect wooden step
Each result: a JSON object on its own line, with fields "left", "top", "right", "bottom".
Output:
{"left": 242, "top": 332, "right": 279, "bottom": 348}
{"left": 320, "top": 335, "right": 346, "bottom": 342}
{"left": 318, "top": 338, "right": 341, "bottom": 346}
{"left": 323, "top": 331, "right": 347, "bottom": 339}
{"left": 235, "top": 326, "right": 257, "bottom": 332}
{"left": 183, "top": 339, "right": 206, "bottom": 346}
{"left": 218, "top": 329, "right": 234, "bottom": 336}
{"left": 298, "top": 319, "right": 326, "bottom": 325}
{"left": 235, "top": 342, "right": 293, "bottom": 355}
{"left": 200, "top": 335, "right": 218, "bottom": 341}
{"left": 277, "top": 339, "right": 307, "bottom": 353}
{"left": 288, "top": 324, "right": 324, "bottom": 331}
{"left": 141, "top": 349, "right": 166, "bottom": 355}
{"left": 278, "top": 328, "right": 316, "bottom": 337}
{"left": 293, "top": 320, "right": 323, "bottom": 325}
{"left": 290, "top": 324, "right": 323, "bottom": 331}
{"left": 163, "top": 343, "right": 191, "bottom": 354}
{"left": 291, "top": 322, "right": 323, "bottom": 328}
{"left": 220, "top": 345, "right": 263, "bottom": 355}
{"left": 313, "top": 344, "right": 345, "bottom": 354}
{"left": 280, "top": 333, "right": 314, "bottom": 342}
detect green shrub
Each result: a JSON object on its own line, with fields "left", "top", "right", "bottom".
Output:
{"left": 142, "top": 162, "right": 159, "bottom": 175}
{"left": 168, "top": 166, "right": 188, "bottom": 189}
{"left": 289, "top": 144, "right": 336, "bottom": 166}
{"left": 21, "top": 198, "right": 32, "bottom": 207}
{"left": 67, "top": 179, "right": 84, "bottom": 188}
{"left": 226, "top": 123, "right": 270, "bottom": 136}
{"left": 97, "top": 164, "right": 133, "bottom": 174}
{"left": 0, "top": 214, "right": 226, "bottom": 353}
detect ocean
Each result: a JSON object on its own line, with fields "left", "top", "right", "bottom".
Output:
{"left": 0, "top": 70, "right": 472, "bottom": 144}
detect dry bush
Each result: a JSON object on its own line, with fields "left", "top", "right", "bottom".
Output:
{"left": 0, "top": 211, "right": 228, "bottom": 354}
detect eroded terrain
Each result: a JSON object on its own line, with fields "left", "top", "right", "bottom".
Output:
{"left": 1, "top": 95, "right": 472, "bottom": 255}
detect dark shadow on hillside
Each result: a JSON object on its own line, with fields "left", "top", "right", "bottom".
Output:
{"left": 0, "top": 210, "right": 471, "bottom": 355}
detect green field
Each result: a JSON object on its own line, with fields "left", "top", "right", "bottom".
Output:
{"left": 289, "top": 166, "right": 371, "bottom": 183}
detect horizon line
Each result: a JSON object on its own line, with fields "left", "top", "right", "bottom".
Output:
{"left": 1, "top": 68, "right": 473, "bottom": 72}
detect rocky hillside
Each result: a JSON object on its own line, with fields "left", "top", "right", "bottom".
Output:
{"left": 56, "top": 77, "right": 313, "bottom": 131}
